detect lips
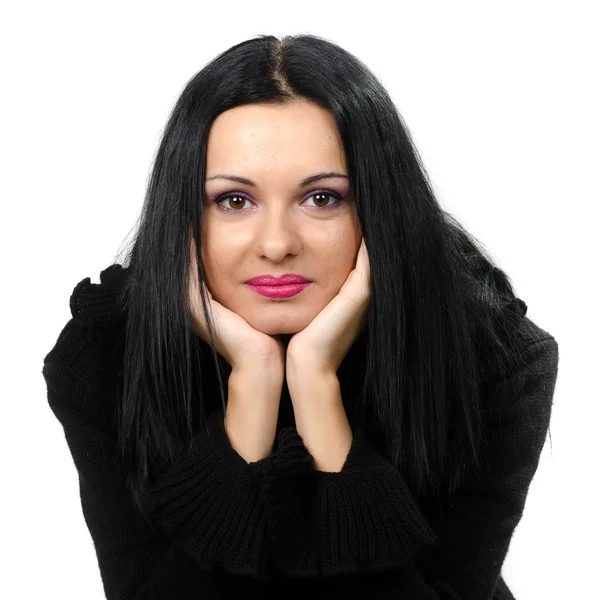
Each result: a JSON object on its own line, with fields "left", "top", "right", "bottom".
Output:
{"left": 246, "top": 274, "right": 310, "bottom": 286}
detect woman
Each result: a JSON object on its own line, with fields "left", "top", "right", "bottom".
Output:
{"left": 42, "top": 33, "right": 559, "bottom": 599}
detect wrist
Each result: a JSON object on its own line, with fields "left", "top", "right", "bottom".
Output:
{"left": 286, "top": 361, "right": 338, "bottom": 393}
{"left": 225, "top": 367, "right": 283, "bottom": 463}
{"left": 228, "top": 363, "right": 284, "bottom": 408}
{"left": 287, "top": 373, "right": 351, "bottom": 473}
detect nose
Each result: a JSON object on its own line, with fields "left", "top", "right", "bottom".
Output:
{"left": 254, "top": 207, "right": 302, "bottom": 262}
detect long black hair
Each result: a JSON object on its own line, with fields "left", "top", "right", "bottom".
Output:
{"left": 109, "top": 33, "right": 532, "bottom": 524}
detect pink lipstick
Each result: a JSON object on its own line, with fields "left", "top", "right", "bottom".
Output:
{"left": 246, "top": 274, "right": 311, "bottom": 299}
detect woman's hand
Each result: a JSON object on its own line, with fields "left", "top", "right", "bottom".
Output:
{"left": 286, "top": 237, "right": 371, "bottom": 379}
{"left": 187, "top": 237, "right": 285, "bottom": 372}
{"left": 188, "top": 237, "right": 285, "bottom": 463}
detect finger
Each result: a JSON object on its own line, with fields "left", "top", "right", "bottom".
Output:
{"left": 354, "top": 239, "right": 367, "bottom": 275}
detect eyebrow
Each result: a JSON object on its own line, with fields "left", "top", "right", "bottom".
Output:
{"left": 205, "top": 172, "right": 348, "bottom": 188}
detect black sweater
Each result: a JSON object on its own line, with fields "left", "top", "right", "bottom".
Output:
{"left": 42, "top": 264, "right": 559, "bottom": 599}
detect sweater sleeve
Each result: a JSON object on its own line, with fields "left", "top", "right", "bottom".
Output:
{"left": 42, "top": 267, "right": 274, "bottom": 598}
{"left": 262, "top": 336, "right": 559, "bottom": 599}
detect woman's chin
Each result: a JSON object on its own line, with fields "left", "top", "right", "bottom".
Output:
{"left": 244, "top": 315, "right": 312, "bottom": 337}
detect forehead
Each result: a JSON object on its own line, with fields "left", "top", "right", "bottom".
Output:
{"left": 205, "top": 100, "right": 346, "bottom": 175}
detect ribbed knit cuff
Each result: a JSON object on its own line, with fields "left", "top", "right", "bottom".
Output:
{"left": 263, "top": 426, "right": 438, "bottom": 578}
{"left": 141, "top": 409, "right": 271, "bottom": 581}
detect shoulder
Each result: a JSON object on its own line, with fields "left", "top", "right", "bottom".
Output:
{"left": 69, "top": 263, "right": 129, "bottom": 325}
{"left": 517, "top": 314, "right": 559, "bottom": 394}
{"left": 43, "top": 263, "right": 129, "bottom": 439}
{"left": 483, "top": 294, "right": 559, "bottom": 374}
{"left": 483, "top": 310, "right": 559, "bottom": 439}
{"left": 43, "top": 262, "right": 129, "bottom": 379}
{"left": 515, "top": 309, "right": 559, "bottom": 377}
{"left": 476, "top": 293, "right": 559, "bottom": 421}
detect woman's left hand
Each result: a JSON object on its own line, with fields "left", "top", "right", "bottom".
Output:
{"left": 286, "top": 237, "right": 371, "bottom": 380}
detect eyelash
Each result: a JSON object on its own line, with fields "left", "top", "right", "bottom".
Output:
{"left": 210, "top": 189, "right": 345, "bottom": 213}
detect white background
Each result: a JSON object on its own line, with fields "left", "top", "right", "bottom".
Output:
{"left": 2, "top": 1, "right": 597, "bottom": 598}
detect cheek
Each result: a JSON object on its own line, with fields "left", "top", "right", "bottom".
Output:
{"left": 323, "top": 242, "right": 359, "bottom": 289}
{"left": 199, "top": 237, "right": 221, "bottom": 286}
{"left": 201, "top": 236, "right": 241, "bottom": 287}
{"left": 335, "top": 228, "right": 362, "bottom": 269}
{"left": 200, "top": 222, "right": 223, "bottom": 269}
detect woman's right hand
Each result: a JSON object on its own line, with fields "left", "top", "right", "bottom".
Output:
{"left": 187, "top": 237, "right": 285, "bottom": 462}
{"left": 187, "top": 237, "right": 285, "bottom": 373}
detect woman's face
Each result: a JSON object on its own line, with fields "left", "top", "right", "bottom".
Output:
{"left": 200, "top": 99, "right": 362, "bottom": 337}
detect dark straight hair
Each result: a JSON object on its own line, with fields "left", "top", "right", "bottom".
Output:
{"left": 109, "top": 33, "right": 531, "bottom": 524}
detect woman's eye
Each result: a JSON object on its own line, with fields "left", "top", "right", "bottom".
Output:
{"left": 304, "top": 191, "right": 343, "bottom": 210}
{"left": 213, "top": 193, "right": 251, "bottom": 211}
